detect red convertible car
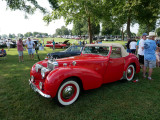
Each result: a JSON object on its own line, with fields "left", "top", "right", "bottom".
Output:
{"left": 29, "top": 43, "right": 140, "bottom": 106}
{"left": 45, "top": 40, "right": 70, "bottom": 49}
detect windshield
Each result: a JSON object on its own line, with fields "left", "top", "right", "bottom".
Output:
{"left": 65, "top": 46, "right": 83, "bottom": 52}
{"left": 82, "top": 46, "right": 109, "bottom": 56}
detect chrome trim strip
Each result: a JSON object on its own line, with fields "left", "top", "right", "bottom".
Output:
{"left": 29, "top": 79, "right": 51, "bottom": 98}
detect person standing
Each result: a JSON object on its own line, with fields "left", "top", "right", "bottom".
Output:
{"left": 26, "top": 37, "right": 35, "bottom": 60}
{"left": 143, "top": 32, "right": 157, "bottom": 80}
{"left": 136, "top": 37, "right": 140, "bottom": 54}
{"left": 17, "top": 38, "right": 24, "bottom": 62}
{"left": 129, "top": 39, "right": 137, "bottom": 54}
{"left": 6, "top": 40, "right": 10, "bottom": 51}
{"left": 138, "top": 33, "right": 148, "bottom": 74}
{"left": 52, "top": 39, "right": 55, "bottom": 50}
{"left": 126, "top": 39, "right": 131, "bottom": 53}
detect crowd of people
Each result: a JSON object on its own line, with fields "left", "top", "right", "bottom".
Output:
{"left": 127, "top": 32, "right": 160, "bottom": 80}
{"left": 16, "top": 37, "right": 35, "bottom": 62}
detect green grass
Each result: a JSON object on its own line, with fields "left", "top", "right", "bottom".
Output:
{"left": 0, "top": 39, "right": 160, "bottom": 120}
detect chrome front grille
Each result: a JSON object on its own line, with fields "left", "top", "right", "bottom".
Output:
{"left": 47, "top": 60, "right": 58, "bottom": 70}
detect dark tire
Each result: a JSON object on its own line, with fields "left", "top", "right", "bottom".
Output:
{"left": 56, "top": 79, "right": 80, "bottom": 106}
{"left": 126, "top": 64, "right": 135, "bottom": 81}
{"left": 62, "top": 46, "right": 65, "bottom": 49}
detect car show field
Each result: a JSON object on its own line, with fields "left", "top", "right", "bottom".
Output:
{"left": 0, "top": 38, "right": 160, "bottom": 120}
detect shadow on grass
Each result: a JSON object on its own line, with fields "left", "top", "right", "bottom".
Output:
{"left": 1, "top": 47, "right": 160, "bottom": 120}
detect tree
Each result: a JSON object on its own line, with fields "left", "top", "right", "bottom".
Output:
{"left": 9, "top": 34, "right": 13, "bottom": 38}
{"left": 61, "top": 26, "right": 69, "bottom": 35}
{"left": 24, "top": 32, "right": 33, "bottom": 37}
{"left": 156, "top": 27, "right": 160, "bottom": 36}
{"left": 44, "top": 0, "right": 104, "bottom": 43}
{"left": 55, "top": 28, "right": 62, "bottom": 36}
{"left": 72, "top": 20, "right": 87, "bottom": 36}
{"left": 135, "top": 0, "right": 160, "bottom": 33}
{"left": 2, "top": 34, "right": 8, "bottom": 39}
{"left": 8, "top": 34, "right": 16, "bottom": 38}
{"left": 17, "top": 33, "right": 24, "bottom": 38}
{"left": 33, "top": 32, "right": 39, "bottom": 37}
{"left": 3, "top": 0, "right": 46, "bottom": 16}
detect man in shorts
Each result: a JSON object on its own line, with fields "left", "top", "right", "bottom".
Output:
{"left": 143, "top": 32, "right": 157, "bottom": 80}
{"left": 138, "top": 33, "right": 147, "bottom": 74}
{"left": 26, "top": 37, "right": 35, "bottom": 60}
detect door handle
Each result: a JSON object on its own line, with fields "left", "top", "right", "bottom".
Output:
{"left": 109, "top": 61, "right": 113, "bottom": 63}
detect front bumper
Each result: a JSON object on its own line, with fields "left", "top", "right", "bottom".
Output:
{"left": 29, "top": 79, "right": 51, "bottom": 98}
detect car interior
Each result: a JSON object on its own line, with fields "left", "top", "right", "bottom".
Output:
{"left": 110, "top": 47, "right": 122, "bottom": 58}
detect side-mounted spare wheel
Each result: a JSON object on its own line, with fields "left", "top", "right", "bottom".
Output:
{"left": 56, "top": 78, "right": 80, "bottom": 106}
{"left": 126, "top": 64, "right": 135, "bottom": 81}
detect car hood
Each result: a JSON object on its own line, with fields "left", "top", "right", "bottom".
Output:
{"left": 35, "top": 54, "right": 109, "bottom": 76}
{"left": 56, "top": 54, "right": 109, "bottom": 67}
{"left": 63, "top": 40, "right": 69, "bottom": 44}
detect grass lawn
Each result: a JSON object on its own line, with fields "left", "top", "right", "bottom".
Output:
{"left": 0, "top": 38, "right": 160, "bottom": 120}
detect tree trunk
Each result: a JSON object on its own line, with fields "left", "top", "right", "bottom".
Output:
{"left": 127, "top": 15, "right": 131, "bottom": 39}
{"left": 122, "top": 26, "right": 124, "bottom": 41}
{"left": 88, "top": 16, "right": 92, "bottom": 43}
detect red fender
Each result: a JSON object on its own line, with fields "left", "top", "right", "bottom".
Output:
{"left": 124, "top": 55, "right": 140, "bottom": 73}
{"left": 44, "top": 66, "right": 103, "bottom": 98}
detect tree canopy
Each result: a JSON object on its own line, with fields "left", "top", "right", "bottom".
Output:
{"left": 2, "top": 0, "right": 160, "bottom": 39}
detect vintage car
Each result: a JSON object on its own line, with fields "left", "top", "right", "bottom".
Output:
{"left": 47, "top": 45, "right": 84, "bottom": 59}
{"left": 46, "top": 40, "right": 70, "bottom": 49}
{"left": 29, "top": 43, "right": 140, "bottom": 106}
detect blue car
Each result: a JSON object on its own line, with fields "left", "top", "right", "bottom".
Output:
{"left": 47, "top": 45, "right": 84, "bottom": 59}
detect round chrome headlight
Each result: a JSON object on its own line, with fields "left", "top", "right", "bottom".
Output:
{"left": 31, "top": 76, "right": 34, "bottom": 82}
{"left": 41, "top": 67, "right": 49, "bottom": 79}
{"left": 35, "top": 64, "right": 43, "bottom": 72}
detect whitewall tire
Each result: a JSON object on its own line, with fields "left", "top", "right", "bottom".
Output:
{"left": 126, "top": 64, "right": 135, "bottom": 81}
{"left": 57, "top": 80, "right": 80, "bottom": 106}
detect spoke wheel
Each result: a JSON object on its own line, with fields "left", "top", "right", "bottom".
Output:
{"left": 57, "top": 79, "right": 80, "bottom": 106}
{"left": 126, "top": 64, "right": 135, "bottom": 81}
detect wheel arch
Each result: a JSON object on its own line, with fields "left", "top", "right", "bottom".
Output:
{"left": 62, "top": 76, "right": 84, "bottom": 91}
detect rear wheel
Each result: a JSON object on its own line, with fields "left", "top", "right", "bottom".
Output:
{"left": 126, "top": 64, "right": 135, "bottom": 81}
{"left": 56, "top": 79, "right": 80, "bottom": 106}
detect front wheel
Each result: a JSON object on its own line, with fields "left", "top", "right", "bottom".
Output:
{"left": 56, "top": 79, "right": 80, "bottom": 106}
{"left": 126, "top": 64, "right": 135, "bottom": 81}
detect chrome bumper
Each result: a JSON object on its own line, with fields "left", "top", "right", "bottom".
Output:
{"left": 29, "top": 79, "right": 51, "bottom": 98}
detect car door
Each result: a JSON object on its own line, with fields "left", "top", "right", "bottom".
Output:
{"left": 103, "top": 47, "right": 124, "bottom": 83}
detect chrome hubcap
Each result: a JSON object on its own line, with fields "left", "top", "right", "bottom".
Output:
{"left": 127, "top": 68, "right": 132, "bottom": 77}
{"left": 62, "top": 86, "right": 74, "bottom": 99}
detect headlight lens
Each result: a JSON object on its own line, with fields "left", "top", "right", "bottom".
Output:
{"left": 35, "top": 64, "right": 43, "bottom": 72}
{"left": 41, "top": 67, "right": 49, "bottom": 79}
{"left": 31, "top": 76, "right": 34, "bottom": 82}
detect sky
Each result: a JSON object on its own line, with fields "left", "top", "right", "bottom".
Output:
{"left": 0, "top": 0, "right": 138, "bottom": 36}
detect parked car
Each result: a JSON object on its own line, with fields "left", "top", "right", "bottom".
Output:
{"left": 0, "top": 40, "right": 16, "bottom": 48}
{"left": 29, "top": 43, "right": 140, "bottom": 106}
{"left": 0, "top": 40, "right": 6, "bottom": 48}
{"left": 46, "top": 40, "right": 70, "bottom": 49}
{"left": 47, "top": 45, "right": 84, "bottom": 59}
